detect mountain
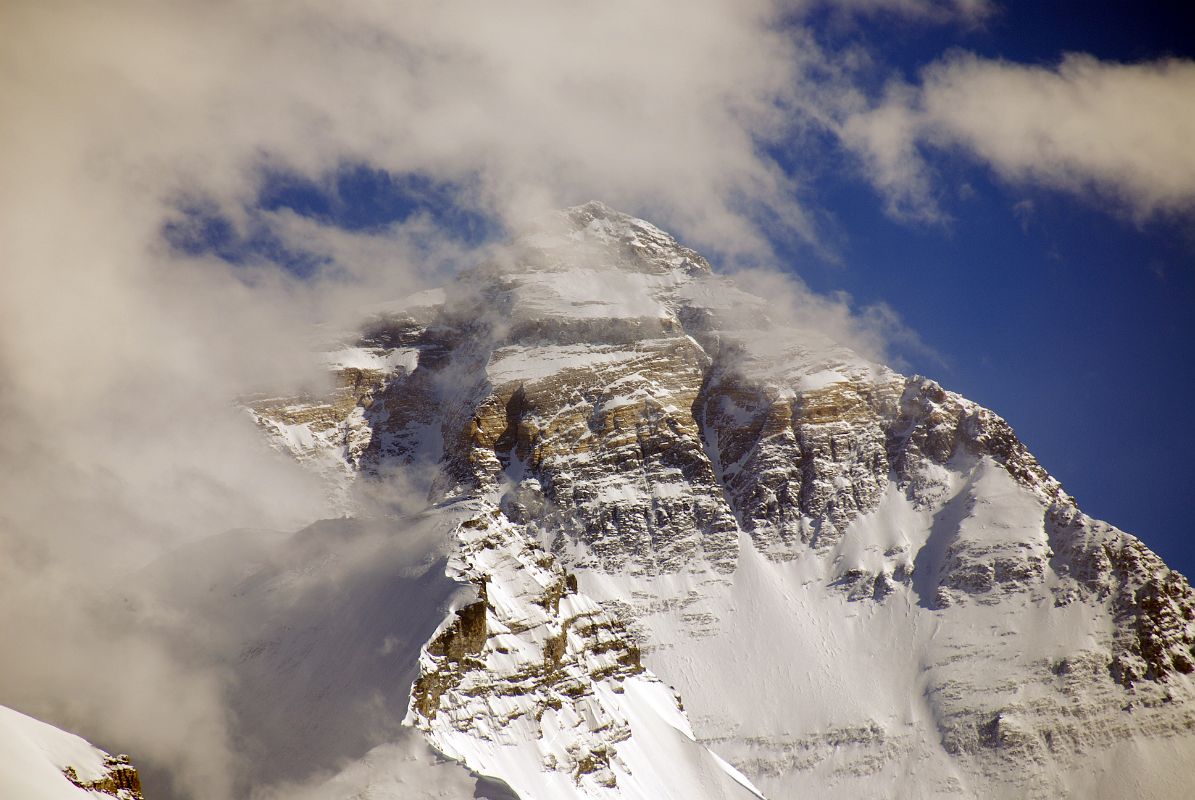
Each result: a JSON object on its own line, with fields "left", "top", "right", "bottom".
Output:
{"left": 164, "top": 202, "right": 1195, "bottom": 798}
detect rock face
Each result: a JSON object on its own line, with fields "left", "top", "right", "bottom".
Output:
{"left": 405, "top": 506, "right": 709, "bottom": 796}
{"left": 251, "top": 202, "right": 1195, "bottom": 799}
{"left": 63, "top": 754, "right": 144, "bottom": 800}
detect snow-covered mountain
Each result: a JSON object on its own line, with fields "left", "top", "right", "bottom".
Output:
{"left": 99, "top": 201, "right": 1195, "bottom": 799}
{"left": 237, "top": 202, "right": 1195, "bottom": 798}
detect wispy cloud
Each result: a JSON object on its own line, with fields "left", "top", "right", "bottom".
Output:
{"left": 844, "top": 52, "right": 1195, "bottom": 222}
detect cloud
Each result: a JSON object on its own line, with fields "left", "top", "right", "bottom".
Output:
{"left": 843, "top": 52, "right": 1195, "bottom": 221}
{"left": 1, "top": 0, "right": 829, "bottom": 257}
{"left": 0, "top": 2, "right": 973, "bottom": 798}
{"left": 720, "top": 265, "right": 944, "bottom": 371}
{"left": 840, "top": 82, "right": 946, "bottom": 222}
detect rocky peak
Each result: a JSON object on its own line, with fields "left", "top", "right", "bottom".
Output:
{"left": 510, "top": 201, "right": 713, "bottom": 279}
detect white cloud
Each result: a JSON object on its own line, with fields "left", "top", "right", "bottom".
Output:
{"left": 0, "top": 2, "right": 971, "bottom": 797}
{"left": 844, "top": 52, "right": 1195, "bottom": 221}
{"left": 0, "top": 0, "right": 830, "bottom": 256}
{"left": 840, "top": 82, "right": 946, "bottom": 222}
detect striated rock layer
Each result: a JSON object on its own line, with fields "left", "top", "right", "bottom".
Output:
{"left": 251, "top": 202, "right": 1195, "bottom": 799}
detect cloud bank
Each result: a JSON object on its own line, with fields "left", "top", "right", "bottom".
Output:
{"left": 844, "top": 52, "right": 1195, "bottom": 221}
{"left": 2, "top": 0, "right": 828, "bottom": 257}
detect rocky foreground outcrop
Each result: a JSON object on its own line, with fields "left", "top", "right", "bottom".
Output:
{"left": 0, "top": 704, "right": 146, "bottom": 800}
{"left": 63, "top": 754, "right": 144, "bottom": 799}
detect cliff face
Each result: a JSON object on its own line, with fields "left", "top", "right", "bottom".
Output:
{"left": 404, "top": 507, "right": 711, "bottom": 796}
{"left": 250, "top": 202, "right": 1195, "bottom": 799}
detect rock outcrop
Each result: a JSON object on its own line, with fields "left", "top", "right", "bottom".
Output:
{"left": 406, "top": 508, "right": 669, "bottom": 794}
{"left": 63, "top": 754, "right": 144, "bottom": 800}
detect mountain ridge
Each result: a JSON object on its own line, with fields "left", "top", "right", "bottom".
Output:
{"left": 169, "top": 201, "right": 1195, "bottom": 798}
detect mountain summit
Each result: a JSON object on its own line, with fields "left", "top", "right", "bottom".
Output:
{"left": 234, "top": 203, "right": 1195, "bottom": 799}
